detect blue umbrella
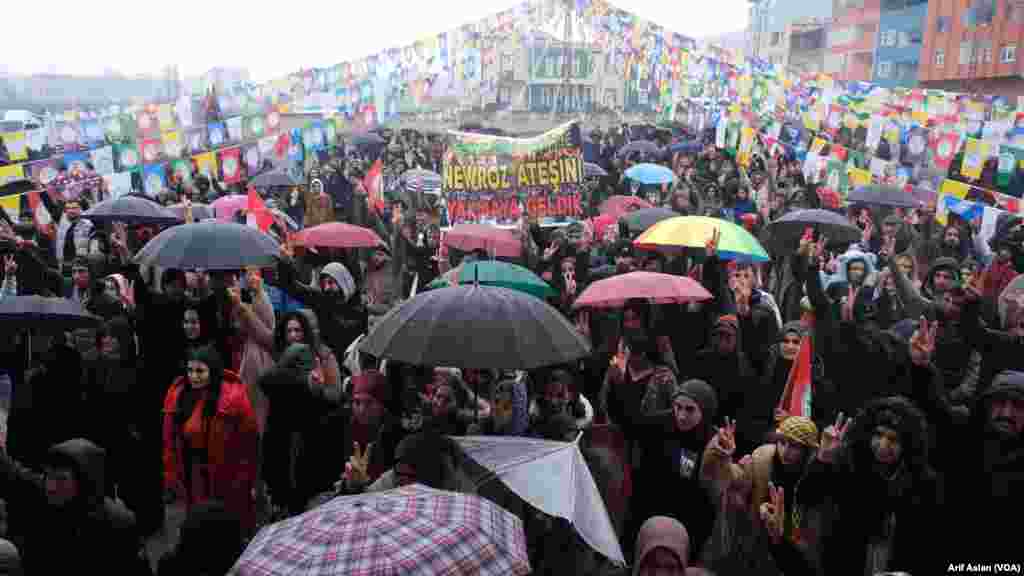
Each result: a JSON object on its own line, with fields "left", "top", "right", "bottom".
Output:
{"left": 668, "top": 140, "right": 703, "bottom": 154}
{"left": 624, "top": 163, "right": 676, "bottom": 185}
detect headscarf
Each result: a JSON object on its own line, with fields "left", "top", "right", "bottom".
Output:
{"left": 633, "top": 516, "right": 690, "bottom": 576}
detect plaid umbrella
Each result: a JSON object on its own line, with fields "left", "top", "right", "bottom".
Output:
{"left": 230, "top": 484, "right": 531, "bottom": 576}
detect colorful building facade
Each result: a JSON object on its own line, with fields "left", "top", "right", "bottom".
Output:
{"left": 827, "top": 0, "right": 883, "bottom": 81}
{"left": 873, "top": 0, "right": 929, "bottom": 87}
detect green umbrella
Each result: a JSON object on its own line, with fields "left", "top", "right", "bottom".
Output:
{"left": 426, "top": 260, "right": 555, "bottom": 299}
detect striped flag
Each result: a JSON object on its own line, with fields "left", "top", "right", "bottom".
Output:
{"left": 778, "top": 335, "right": 813, "bottom": 418}
{"left": 27, "top": 191, "right": 54, "bottom": 239}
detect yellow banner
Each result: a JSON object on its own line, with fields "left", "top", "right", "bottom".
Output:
{"left": 193, "top": 152, "right": 218, "bottom": 178}
{"left": 1, "top": 132, "right": 28, "bottom": 162}
{"left": 0, "top": 163, "right": 25, "bottom": 186}
{"left": 0, "top": 194, "right": 19, "bottom": 222}
{"left": 961, "top": 138, "right": 986, "bottom": 180}
{"left": 738, "top": 126, "right": 755, "bottom": 167}
{"left": 848, "top": 167, "right": 872, "bottom": 188}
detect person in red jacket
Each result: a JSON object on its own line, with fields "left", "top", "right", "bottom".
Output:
{"left": 162, "top": 344, "right": 259, "bottom": 535}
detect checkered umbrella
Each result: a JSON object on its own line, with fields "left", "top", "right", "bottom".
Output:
{"left": 229, "top": 484, "right": 531, "bottom": 576}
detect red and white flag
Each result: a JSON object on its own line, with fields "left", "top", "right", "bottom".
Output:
{"left": 778, "top": 335, "right": 813, "bottom": 418}
{"left": 27, "top": 190, "right": 54, "bottom": 239}
{"left": 363, "top": 158, "right": 385, "bottom": 213}
{"left": 246, "top": 187, "right": 273, "bottom": 233}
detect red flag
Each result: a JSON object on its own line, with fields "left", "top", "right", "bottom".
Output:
{"left": 778, "top": 335, "right": 813, "bottom": 418}
{"left": 363, "top": 158, "right": 385, "bottom": 213}
{"left": 247, "top": 187, "right": 273, "bottom": 232}
{"left": 27, "top": 190, "right": 54, "bottom": 239}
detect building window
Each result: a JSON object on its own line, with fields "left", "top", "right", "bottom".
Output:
{"left": 877, "top": 61, "right": 892, "bottom": 78}
{"left": 881, "top": 30, "right": 897, "bottom": 46}
{"left": 1002, "top": 44, "right": 1018, "bottom": 62}
{"left": 936, "top": 16, "right": 950, "bottom": 32}
{"left": 935, "top": 48, "right": 945, "bottom": 66}
{"left": 964, "top": 0, "right": 997, "bottom": 26}
{"left": 981, "top": 40, "right": 994, "bottom": 62}
{"left": 960, "top": 41, "right": 976, "bottom": 64}
{"left": 1010, "top": 0, "right": 1024, "bottom": 23}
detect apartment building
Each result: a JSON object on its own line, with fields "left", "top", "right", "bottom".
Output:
{"left": 873, "top": 0, "right": 929, "bottom": 87}
{"left": 827, "top": 0, "right": 882, "bottom": 82}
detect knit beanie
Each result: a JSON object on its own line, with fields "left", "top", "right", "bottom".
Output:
{"left": 672, "top": 379, "right": 718, "bottom": 422}
{"left": 777, "top": 416, "right": 819, "bottom": 448}
{"left": 352, "top": 369, "right": 391, "bottom": 406}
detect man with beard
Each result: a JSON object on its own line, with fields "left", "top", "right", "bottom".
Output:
{"left": 277, "top": 242, "right": 367, "bottom": 360}
{"left": 911, "top": 317, "right": 1024, "bottom": 565}
{"left": 37, "top": 195, "right": 93, "bottom": 275}
{"left": 701, "top": 415, "right": 824, "bottom": 574}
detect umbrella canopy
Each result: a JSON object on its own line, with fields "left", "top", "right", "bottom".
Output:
{"left": 599, "top": 195, "right": 652, "bottom": 219}
{"left": 443, "top": 224, "right": 521, "bottom": 259}
{"left": 848, "top": 184, "right": 920, "bottom": 209}
{"left": 399, "top": 168, "right": 442, "bottom": 195}
{"left": 616, "top": 140, "right": 662, "bottom": 159}
{"left": 573, "top": 271, "right": 712, "bottom": 309}
{"left": 768, "top": 209, "right": 861, "bottom": 248}
{"left": 668, "top": 140, "right": 702, "bottom": 154}
{"left": 81, "top": 196, "right": 182, "bottom": 226}
{"left": 351, "top": 132, "right": 386, "bottom": 147}
{"left": 360, "top": 285, "right": 590, "bottom": 370}
{"left": 455, "top": 436, "right": 625, "bottom": 567}
{"left": 624, "top": 163, "right": 675, "bottom": 185}
{"left": 622, "top": 207, "right": 680, "bottom": 235}
{"left": 426, "top": 261, "right": 555, "bottom": 299}
{"left": 133, "top": 221, "right": 280, "bottom": 270}
{"left": 211, "top": 194, "right": 249, "bottom": 220}
{"left": 0, "top": 296, "right": 102, "bottom": 330}
{"left": 230, "top": 483, "right": 531, "bottom": 576}
{"left": 293, "top": 222, "right": 385, "bottom": 249}
{"left": 998, "top": 274, "right": 1024, "bottom": 328}
{"left": 167, "top": 202, "right": 215, "bottom": 221}
{"left": 583, "top": 162, "right": 608, "bottom": 178}
{"left": 634, "top": 215, "right": 771, "bottom": 262}
{"left": 250, "top": 169, "right": 299, "bottom": 189}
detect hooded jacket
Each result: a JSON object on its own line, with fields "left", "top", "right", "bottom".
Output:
{"left": 0, "top": 439, "right": 143, "bottom": 575}
{"left": 277, "top": 256, "right": 368, "bottom": 359}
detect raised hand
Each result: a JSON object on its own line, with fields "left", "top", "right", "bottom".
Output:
{"left": 3, "top": 254, "right": 16, "bottom": 275}
{"left": 840, "top": 286, "right": 856, "bottom": 323}
{"left": 760, "top": 483, "right": 786, "bottom": 545}
{"left": 861, "top": 217, "right": 873, "bottom": 243}
{"left": 246, "top": 268, "right": 262, "bottom": 293}
{"left": 815, "top": 235, "right": 828, "bottom": 263}
{"left": 735, "top": 277, "right": 752, "bottom": 317}
{"left": 705, "top": 228, "right": 721, "bottom": 258}
{"left": 798, "top": 228, "right": 814, "bottom": 258}
{"left": 575, "top": 310, "right": 591, "bottom": 338}
{"left": 344, "top": 442, "right": 374, "bottom": 486}
{"left": 280, "top": 236, "right": 295, "bottom": 259}
{"left": 909, "top": 316, "right": 936, "bottom": 366}
{"left": 711, "top": 417, "right": 737, "bottom": 458}
{"left": 818, "top": 412, "right": 849, "bottom": 463}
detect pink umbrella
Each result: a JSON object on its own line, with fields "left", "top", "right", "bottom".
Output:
{"left": 292, "top": 222, "right": 385, "bottom": 249}
{"left": 211, "top": 194, "right": 248, "bottom": 221}
{"left": 572, "top": 271, "right": 712, "bottom": 309}
{"left": 443, "top": 223, "right": 521, "bottom": 258}
{"left": 599, "top": 195, "right": 652, "bottom": 219}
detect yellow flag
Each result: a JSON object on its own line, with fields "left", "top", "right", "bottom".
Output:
{"left": 0, "top": 193, "right": 19, "bottom": 222}
{"left": 738, "top": 126, "right": 755, "bottom": 167}
{"left": 960, "top": 139, "right": 985, "bottom": 180}
{"left": 1, "top": 132, "right": 27, "bottom": 162}
{"left": 193, "top": 152, "right": 218, "bottom": 178}
{"left": 0, "top": 163, "right": 25, "bottom": 186}
{"left": 936, "top": 179, "right": 972, "bottom": 225}
{"left": 848, "top": 167, "right": 872, "bottom": 188}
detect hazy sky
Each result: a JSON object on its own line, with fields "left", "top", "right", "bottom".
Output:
{"left": 3, "top": 0, "right": 748, "bottom": 82}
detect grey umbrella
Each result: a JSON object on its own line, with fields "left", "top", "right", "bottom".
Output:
{"left": 82, "top": 196, "right": 182, "bottom": 226}
{"left": 584, "top": 162, "right": 608, "bottom": 178}
{"left": 768, "top": 209, "right": 862, "bottom": 249}
{"left": 133, "top": 221, "right": 279, "bottom": 270}
{"left": 250, "top": 169, "right": 299, "bottom": 189}
{"left": 848, "top": 184, "right": 920, "bottom": 209}
{"left": 360, "top": 284, "right": 590, "bottom": 370}
{"left": 167, "top": 202, "right": 215, "bottom": 221}
{"left": 0, "top": 296, "right": 102, "bottom": 330}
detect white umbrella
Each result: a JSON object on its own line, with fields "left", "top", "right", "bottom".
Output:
{"left": 453, "top": 435, "right": 626, "bottom": 567}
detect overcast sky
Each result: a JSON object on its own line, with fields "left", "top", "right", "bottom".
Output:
{"left": 2, "top": 0, "right": 748, "bottom": 81}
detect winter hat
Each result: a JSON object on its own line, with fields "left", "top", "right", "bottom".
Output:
{"left": 352, "top": 369, "right": 391, "bottom": 406}
{"left": 320, "top": 261, "right": 356, "bottom": 301}
{"left": 712, "top": 314, "right": 739, "bottom": 337}
{"left": 777, "top": 416, "right": 819, "bottom": 448}
{"left": 781, "top": 320, "right": 807, "bottom": 339}
{"left": 672, "top": 379, "right": 718, "bottom": 422}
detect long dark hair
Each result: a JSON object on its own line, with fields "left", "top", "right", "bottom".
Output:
{"left": 177, "top": 345, "right": 225, "bottom": 425}
{"left": 95, "top": 315, "right": 137, "bottom": 365}
{"left": 272, "top": 311, "right": 315, "bottom": 357}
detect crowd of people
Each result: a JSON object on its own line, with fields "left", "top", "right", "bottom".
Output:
{"left": 0, "top": 120, "right": 1021, "bottom": 576}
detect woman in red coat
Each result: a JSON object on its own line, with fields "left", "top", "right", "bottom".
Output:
{"left": 162, "top": 344, "right": 259, "bottom": 533}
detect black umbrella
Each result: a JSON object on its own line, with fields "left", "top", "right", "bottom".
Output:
{"left": 848, "top": 184, "right": 920, "bottom": 209}
{"left": 622, "top": 207, "right": 680, "bottom": 235}
{"left": 350, "top": 133, "right": 386, "bottom": 147}
{"left": 360, "top": 284, "right": 591, "bottom": 370}
{"left": 584, "top": 162, "right": 608, "bottom": 178}
{"left": 768, "top": 209, "right": 862, "bottom": 249}
{"left": 0, "top": 295, "right": 101, "bottom": 330}
{"left": 82, "top": 196, "right": 182, "bottom": 226}
{"left": 133, "top": 221, "right": 280, "bottom": 270}
{"left": 616, "top": 140, "right": 663, "bottom": 159}
{"left": 250, "top": 169, "right": 299, "bottom": 189}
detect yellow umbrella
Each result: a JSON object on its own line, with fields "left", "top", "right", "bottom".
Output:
{"left": 633, "top": 216, "right": 770, "bottom": 262}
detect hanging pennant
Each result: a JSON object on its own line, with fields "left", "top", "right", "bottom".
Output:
{"left": 158, "top": 104, "right": 176, "bottom": 132}
{"left": 90, "top": 146, "right": 114, "bottom": 176}
{"left": 960, "top": 138, "right": 986, "bottom": 180}
{"left": 243, "top": 144, "right": 261, "bottom": 174}
{"left": 169, "top": 158, "right": 193, "bottom": 185}
{"left": 245, "top": 115, "right": 265, "bottom": 140}
{"left": 932, "top": 131, "right": 960, "bottom": 169}
{"left": 226, "top": 116, "right": 244, "bottom": 142}
{"left": 997, "top": 144, "right": 1024, "bottom": 188}
{"left": 162, "top": 131, "right": 183, "bottom": 158}
{"left": 142, "top": 164, "right": 166, "bottom": 198}
{"left": 187, "top": 128, "right": 208, "bottom": 153}
{"left": 1, "top": 132, "right": 28, "bottom": 162}
{"left": 207, "top": 123, "right": 227, "bottom": 149}
{"left": 193, "top": 151, "right": 218, "bottom": 178}
{"left": 140, "top": 138, "right": 162, "bottom": 165}
{"left": 219, "top": 147, "right": 243, "bottom": 184}
{"left": 114, "top": 143, "right": 141, "bottom": 173}
{"left": 137, "top": 111, "right": 159, "bottom": 139}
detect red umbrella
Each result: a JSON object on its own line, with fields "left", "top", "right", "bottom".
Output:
{"left": 572, "top": 271, "right": 712, "bottom": 309}
{"left": 599, "top": 195, "right": 652, "bottom": 219}
{"left": 293, "top": 222, "right": 385, "bottom": 249}
{"left": 443, "top": 223, "right": 521, "bottom": 258}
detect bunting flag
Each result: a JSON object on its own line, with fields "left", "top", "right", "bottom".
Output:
{"left": 80, "top": 120, "right": 104, "bottom": 147}
{"left": 247, "top": 187, "right": 273, "bottom": 232}
{"left": 143, "top": 164, "right": 166, "bottom": 198}
{"left": 778, "top": 335, "right": 813, "bottom": 418}
{"left": 140, "top": 138, "right": 162, "bottom": 165}
{"left": 997, "top": 145, "right": 1024, "bottom": 187}
{"left": 266, "top": 110, "right": 281, "bottom": 133}
{"left": 162, "top": 131, "right": 184, "bottom": 158}
{"left": 226, "top": 116, "right": 244, "bottom": 142}
{"left": 187, "top": 128, "right": 208, "bottom": 153}
{"left": 27, "top": 190, "right": 54, "bottom": 239}
{"left": 193, "top": 151, "right": 218, "bottom": 178}
{"left": 243, "top": 144, "right": 261, "bottom": 174}
{"left": 115, "top": 143, "right": 141, "bottom": 174}
{"left": 960, "top": 138, "right": 987, "bottom": 180}
{"left": 219, "top": 147, "right": 243, "bottom": 184}
{"left": 207, "top": 122, "right": 227, "bottom": 148}
{"left": 274, "top": 132, "right": 290, "bottom": 160}
{"left": 157, "top": 104, "right": 176, "bottom": 131}
{"left": 0, "top": 164, "right": 24, "bottom": 187}
{"left": 136, "top": 110, "right": 159, "bottom": 139}
{"left": 2, "top": 132, "right": 28, "bottom": 162}
{"left": 932, "top": 131, "right": 960, "bottom": 169}
{"left": 0, "top": 194, "right": 19, "bottom": 223}
{"left": 90, "top": 146, "right": 114, "bottom": 176}
{"left": 169, "top": 159, "right": 193, "bottom": 185}
{"left": 244, "top": 115, "right": 265, "bottom": 140}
